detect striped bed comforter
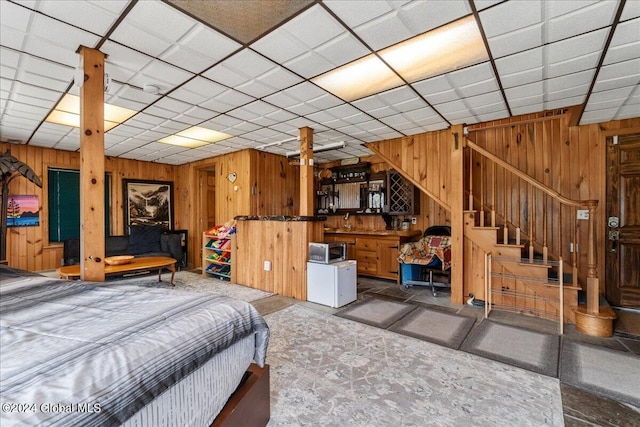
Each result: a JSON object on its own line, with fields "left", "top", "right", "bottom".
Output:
{"left": 0, "top": 276, "right": 270, "bottom": 426}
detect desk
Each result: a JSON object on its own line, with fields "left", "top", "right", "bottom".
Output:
{"left": 56, "top": 256, "right": 177, "bottom": 285}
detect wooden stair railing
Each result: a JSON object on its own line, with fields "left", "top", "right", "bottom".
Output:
{"left": 464, "top": 138, "right": 602, "bottom": 317}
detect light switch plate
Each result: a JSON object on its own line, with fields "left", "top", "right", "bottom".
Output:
{"left": 577, "top": 210, "right": 589, "bottom": 220}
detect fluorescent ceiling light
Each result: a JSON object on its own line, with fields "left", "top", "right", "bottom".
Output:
{"left": 380, "top": 16, "right": 487, "bottom": 83}
{"left": 312, "top": 16, "right": 488, "bottom": 102}
{"left": 158, "top": 126, "right": 231, "bottom": 148}
{"left": 286, "top": 141, "right": 346, "bottom": 158}
{"left": 313, "top": 55, "right": 404, "bottom": 102}
{"left": 256, "top": 136, "right": 298, "bottom": 150}
{"left": 45, "top": 94, "right": 137, "bottom": 131}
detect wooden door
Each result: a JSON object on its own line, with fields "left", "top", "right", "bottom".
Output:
{"left": 606, "top": 134, "right": 640, "bottom": 308}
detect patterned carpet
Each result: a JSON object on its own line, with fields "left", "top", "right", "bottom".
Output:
{"left": 113, "top": 270, "right": 273, "bottom": 302}
{"left": 264, "top": 304, "right": 563, "bottom": 427}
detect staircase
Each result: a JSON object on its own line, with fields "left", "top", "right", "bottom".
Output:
{"left": 364, "top": 123, "right": 616, "bottom": 336}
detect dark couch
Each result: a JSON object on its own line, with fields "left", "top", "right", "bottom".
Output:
{"left": 63, "top": 225, "right": 183, "bottom": 267}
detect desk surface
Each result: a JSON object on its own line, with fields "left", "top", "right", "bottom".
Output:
{"left": 56, "top": 256, "right": 177, "bottom": 284}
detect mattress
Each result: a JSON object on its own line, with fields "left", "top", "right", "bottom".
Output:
{"left": 0, "top": 275, "right": 270, "bottom": 426}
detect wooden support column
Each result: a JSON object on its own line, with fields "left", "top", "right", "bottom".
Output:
{"left": 299, "top": 127, "right": 314, "bottom": 216}
{"left": 450, "top": 125, "right": 465, "bottom": 304}
{"left": 78, "top": 46, "right": 105, "bottom": 281}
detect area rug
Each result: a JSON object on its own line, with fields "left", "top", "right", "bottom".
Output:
{"left": 264, "top": 304, "right": 564, "bottom": 426}
{"left": 335, "top": 297, "right": 417, "bottom": 329}
{"left": 112, "top": 271, "right": 273, "bottom": 302}
{"left": 461, "top": 320, "right": 560, "bottom": 377}
{"left": 388, "top": 306, "right": 476, "bottom": 349}
{"left": 560, "top": 340, "right": 640, "bottom": 408}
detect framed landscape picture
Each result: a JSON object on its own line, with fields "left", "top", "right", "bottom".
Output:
{"left": 123, "top": 179, "right": 173, "bottom": 231}
{"left": 6, "top": 195, "right": 39, "bottom": 227}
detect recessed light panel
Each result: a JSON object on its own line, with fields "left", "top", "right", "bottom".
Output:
{"left": 313, "top": 16, "right": 488, "bottom": 102}
{"left": 380, "top": 16, "right": 488, "bottom": 83}
{"left": 312, "top": 55, "right": 404, "bottom": 101}
{"left": 45, "top": 94, "right": 138, "bottom": 131}
{"left": 158, "top": 126, "right": 232, "bottom": 148}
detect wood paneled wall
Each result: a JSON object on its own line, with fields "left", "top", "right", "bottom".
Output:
{"left": 249, "top": 150, "right": 299, "bottom": 216}
{"left": 3, "top": 113, "right": 638, "bottom": 284}
{"left": 0, "top": 142, "right": 179, "bottom": 271}
{"left": 177, "top": 149, "right": 300, "bottom": 268}
{"left": 234, "top": 219, "right": 324, "bottom": 299}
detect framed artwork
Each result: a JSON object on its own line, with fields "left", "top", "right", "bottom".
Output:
{"left": 123, "top": 179, "right": 173, "bottom": 231}
{"left": 7, "top": 195, "right": 39, "bottom": 227}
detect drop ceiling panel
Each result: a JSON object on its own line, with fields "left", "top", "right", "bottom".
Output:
{"left": 161, "top": 25, "right": 240, "bottom": 73}
{"left": 603, "top": 18, "right": 640, "bottom": 65}
{"left": 198, "top": 89, "right": 255, "bottom": 113}
{"left": 546, "top": 1, "right": 617, "bottom": 43}
{"left": 23, "top": 15, "right": 100, "bottom": 67}
{"left": 329, "top": 0, "right": 471, "bottom": 51}
{"left": 0, "top": 1, "right": 32, "bottom": 34}
{"left": 585, "top": 86, "right": 636, "bottom": 111}
{"left": 181, "top": 106, "right": 218, "bottom": 122}
{"left": 37, "top": 0, "right": 124, "bottom": 35}
{"left": 284, "top": 5, "right": 345, "bottom": 50}
{"left": 480, "top": 0, "right": 544, "bottom": 59}
{"left": 102, "top": 41, "right": 156, "bottom": 83}
{"left": 621, "top": 0, "right": 640, "bottom": 20}
{"left": 128, "top": 60, "right": 193, "bottom": 91}
{"left": 546, "top": 29, "right": 606, "bottom": 76}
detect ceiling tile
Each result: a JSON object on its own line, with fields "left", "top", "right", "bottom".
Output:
{"left": 199, "top": 89, "right": 255, "bottom": 113}
{"left": 127, "top": 59, "right": 193, "bottom": 91}
{"left": 38, "top": 0, "right": 126, "bottom": 35}
{"left": 621, "top": 0, "right": 640, "bottom": 20}
{"left": 481, "top": 1, "right": 543, "bottom": 59}
{"left": 603, "top": 18, "right": 640, "bottom": 65}
{"left": 23, "top": 14, "right": 100, "bottom": 67}
{"left": 546, "top": 0, "right": 617, "bottom": 43}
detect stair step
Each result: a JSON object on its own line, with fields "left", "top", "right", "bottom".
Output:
{"left": 518, "top": 261, "right": 551, "bottom": 269}
{"left": 496, "top": 243, "right": 525, "bottom": 249}
{"left": 472, "top": 226, "right": 500, "bottom": 231}
{"left": 543, "top": 283, "right": 582, "bottom": 291}
{"left": 549, "top": 270, "right": 574, "bottom": 285}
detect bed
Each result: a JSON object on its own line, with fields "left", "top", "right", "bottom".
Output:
{"left": 0, "top": 271, "right": 270, "bottom": 427}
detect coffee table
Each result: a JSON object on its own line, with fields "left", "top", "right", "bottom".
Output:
{"left": 56, "top": 256, "right": 177, "bottom": 285}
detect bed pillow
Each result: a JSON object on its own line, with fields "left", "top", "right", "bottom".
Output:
{"left": 127, "top": 224, "right": 162, "bottom": 255}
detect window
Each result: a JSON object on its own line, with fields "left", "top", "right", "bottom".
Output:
{"left": 48, "top": 168, "right": 111, "bottom": 242}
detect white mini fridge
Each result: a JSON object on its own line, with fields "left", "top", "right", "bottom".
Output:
{"left": 307, "top": 260, "right": 357, "bottom": 308}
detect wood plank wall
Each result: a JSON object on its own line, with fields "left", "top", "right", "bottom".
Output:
{"left": 249, "top": 150, "right": 299, "bottom": 216}
{"left": 235, "top": 219, "right": 323, "bottom": 299}
{"left": 3, "top": 114, "right": 638, "bottom": 279}
{"left": 181, "top": 149, "right": 300, "bottom": 268}
{"left": 0, "top": 142, "right": 179, "bottom": 271}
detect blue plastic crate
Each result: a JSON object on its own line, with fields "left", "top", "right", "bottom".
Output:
{"left": 400, "top": 263, "right": 422, "bottom": 286}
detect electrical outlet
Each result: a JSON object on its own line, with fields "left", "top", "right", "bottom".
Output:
{"left": 577, "top": 210, "right": 589, "bottom": 220}
{"left": 263, "top": 260, "right": 271, "bottom": 271}
{"left": 411, "top": 217, "right": 417, "bottom": 225}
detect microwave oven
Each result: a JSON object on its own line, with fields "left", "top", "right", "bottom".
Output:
{"left": 308, "top": 242, "right": 347, "bottom": 264}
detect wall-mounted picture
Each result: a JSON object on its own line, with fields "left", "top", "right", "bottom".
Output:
{"left": 123, "top": 179, "right": 173, "bottom": 231}
{"left": 7, "top": 195, "right": 39, "bottom": 227}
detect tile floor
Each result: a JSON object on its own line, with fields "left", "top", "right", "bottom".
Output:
{"left": 252, "top": 276, "right": 640, "bottom": 427}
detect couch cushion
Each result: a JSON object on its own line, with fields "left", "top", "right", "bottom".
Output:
{"left": 106, "top": 236, "right": 129, "bottom": 257}
{"left": 127, "top": 225, "right": 162, "bottom": 255}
